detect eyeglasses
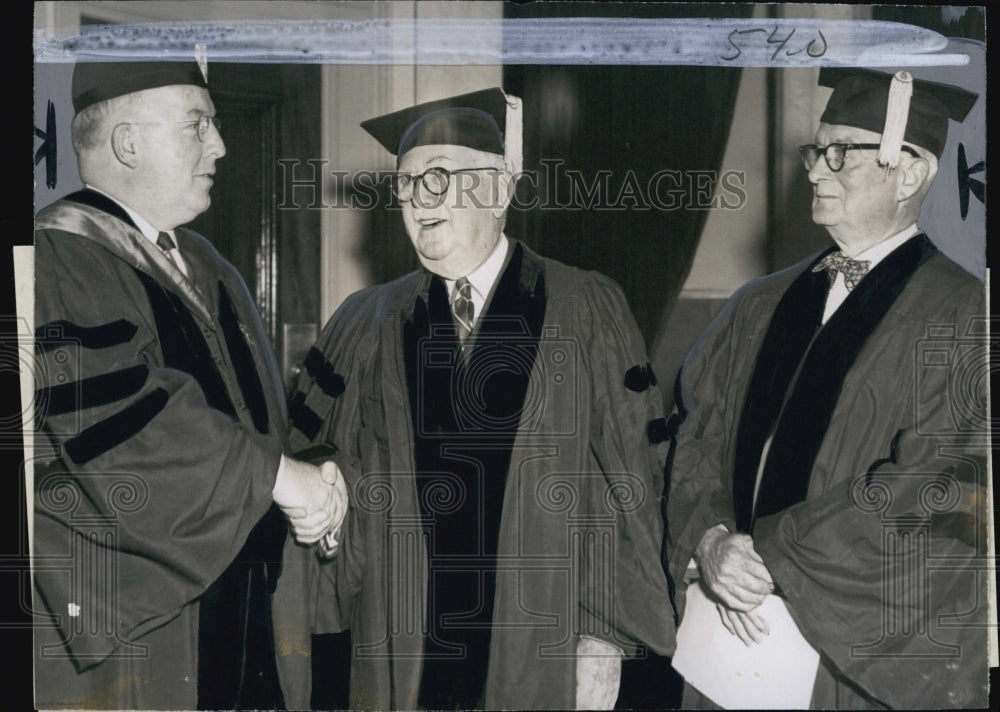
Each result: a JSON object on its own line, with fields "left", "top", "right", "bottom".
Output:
{"left": 799, "top": 143, "right": 919, "bottom": 172}
{"left": 393, "top": 166, "right": 499, "bottom": 203}
{"left": 128, "top": 114, "right": 222, "bottom": 143}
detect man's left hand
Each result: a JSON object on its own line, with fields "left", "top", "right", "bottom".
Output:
{"left": 315, "top": 460, "right": 349, "bottom": 557}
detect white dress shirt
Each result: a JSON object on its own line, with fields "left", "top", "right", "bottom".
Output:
{"left": 821, "top": 224, "right": 920, "bottom": 324}
{"left": 84, "top": 184, "right": 191, "bottom": 279}
{"left": 443, "top": 233, "right": 510, "bottom": 330}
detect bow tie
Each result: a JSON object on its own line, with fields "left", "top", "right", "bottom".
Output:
{"left": 812, "top": 251, "right": 871, "bottom": 291}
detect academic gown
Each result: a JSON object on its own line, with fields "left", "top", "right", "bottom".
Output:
{"left": 666, "top": 235, "right": 989, "bottom": 709}
{"left": 273, "top": 241, "right": 676, "bottom": 710}
{"left": 32, "top": 192, "right": 289, "bottom": 710}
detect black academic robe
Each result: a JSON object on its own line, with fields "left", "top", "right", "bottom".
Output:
{"left": 273, "top": 241, "right": 676, "bottom": 710}
{"left": 667, "top": 236, "right": 989, "bottom": 709}
{"left": 32, "top": 192, "right": 289, "bottom": 710}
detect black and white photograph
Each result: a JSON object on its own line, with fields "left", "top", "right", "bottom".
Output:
{"left": 12, "top": 2, "right": 994, "bottom": 709}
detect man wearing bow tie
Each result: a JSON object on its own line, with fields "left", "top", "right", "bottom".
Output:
{"left": 32, "top": 60, "right": 346, "bottom": 709}
{"left": 666, "top": 68, "right": 988, "bottom": 708}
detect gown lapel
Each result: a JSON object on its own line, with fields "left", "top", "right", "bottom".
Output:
{"left": 749, "top": 235, "right": 939, "bottom": 529}
{"left": 43, "top": 190, "right": 213, "bottom": 325}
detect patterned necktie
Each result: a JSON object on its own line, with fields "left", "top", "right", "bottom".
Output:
{"left": 452, "top": 277, "right": 475, "bottom": 343}
{"left": 812, "top": 251, "right": 871, "bottom": 291}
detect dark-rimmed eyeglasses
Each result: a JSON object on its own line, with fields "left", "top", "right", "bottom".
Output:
{"left": 128, "top": 114, "right": 222, "bottom": 143}
{"left": 799, "top": 143, "right": 919, "bottom": 172}
{"left": 393, "top": 166, "right": 500, "bottom": 202}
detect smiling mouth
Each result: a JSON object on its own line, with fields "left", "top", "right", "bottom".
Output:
{"left": 418, "top": 218, "right": 445, "bottom": 229}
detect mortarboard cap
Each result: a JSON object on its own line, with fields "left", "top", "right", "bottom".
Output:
{"left": 361, "top": 87, "right": 522, "bottom": 173}
{"left": 72, "top": 60, "right": 209, "bottom": 114}
{"left": 819, "top": 67, "right": 978, "bottom": 165}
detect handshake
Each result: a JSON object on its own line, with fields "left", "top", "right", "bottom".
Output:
{"left": 272, "top": 455, "right": 349, "bottom": 557}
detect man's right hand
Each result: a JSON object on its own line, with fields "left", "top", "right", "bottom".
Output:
{"left": 272, "top": 455, "right": 348, "bottom": 544}
{"left": 694, "top": 524, "right": 774, "bottom": 612}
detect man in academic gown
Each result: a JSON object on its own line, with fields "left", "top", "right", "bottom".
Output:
{"left": 32, "top": 60, "right": 347, "bottom": 709}
{"left": 667, "top": 68, "right": 989, "bottom": 708}
{"left": 273, "top": 88, "right": 676, "bottom": 710}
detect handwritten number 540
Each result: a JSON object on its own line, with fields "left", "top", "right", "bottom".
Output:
{"left": 722, "top": 27, "right": 827, "bottom": 61}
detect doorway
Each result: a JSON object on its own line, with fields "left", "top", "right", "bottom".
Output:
{"left": 187, "top": 62, "right": 322, "bottom": 390}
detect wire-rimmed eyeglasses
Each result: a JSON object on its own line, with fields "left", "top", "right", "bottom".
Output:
{"left": 799, "top": 142, "right": 919, "bottom": 172}
{"left": 393, "top": 166, "right": 500, "bottom": 202}
{"left": 128, "top": 114, "right": 222, "bottom": 143}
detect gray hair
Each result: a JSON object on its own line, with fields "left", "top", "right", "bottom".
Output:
{"left": 70, "top": 93, "right": 135, "bottom": 156}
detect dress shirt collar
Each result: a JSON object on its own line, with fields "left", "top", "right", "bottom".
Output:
{"left": 444, "top": 234, "right": 509, "bottom": 322}
{"left": 818, "top": 223, "right": 921, "bottom": 325}
{"left": 84, "top": 184, "right": 176, "bottom": 247}
{"left": 847, "top": 224, "right": 921, "bottom": 268}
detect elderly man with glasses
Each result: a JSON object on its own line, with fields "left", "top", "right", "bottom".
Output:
{"left": 32, "top": 60, "right": 347, "bottom": 710}
{"left": 274, "top": 88, "right": 676, "bottom": 710}
{"left": 666, "top": 68, "right": 988, "bottom": 709}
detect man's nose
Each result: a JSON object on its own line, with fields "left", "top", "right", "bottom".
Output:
{"left": 205, "top": 121, "right": 226, "bottom": 159}
{"left": 806, "top": 155, "right": 830, "bottom": 183}
{"left": 409, "top": 185, "right": 447, "bottom": 211}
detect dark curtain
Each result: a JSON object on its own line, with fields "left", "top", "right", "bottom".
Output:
{"left": 872, "top": 5, "right": 985, "bottom": 41}
{"left": 503, "top": 4, "right": 750, "bottom": 709}
{"left": 503, "top": 2, "right": 750, "bottom": 348}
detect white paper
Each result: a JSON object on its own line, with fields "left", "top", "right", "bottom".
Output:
{"left": 672, "top": 581, "right": 820, "bottom": 710}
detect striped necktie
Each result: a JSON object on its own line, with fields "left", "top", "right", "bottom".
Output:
{"left": 452, "top": 277, "right": 474, "bottom": 343}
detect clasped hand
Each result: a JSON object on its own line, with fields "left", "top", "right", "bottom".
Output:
{"left": 695, "top": 524, "right": 774, "bottom": 646}
{"left": 272, "top": 455, "right": 348, "bottom": 546}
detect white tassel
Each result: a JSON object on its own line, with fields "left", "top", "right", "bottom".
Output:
{"left": 877, "top": 71, "right": 913, "bottom": 170}
{"left": 504, "top": 92, "right": 523, "bottom": 177}
{"left": 195, "top": 43, "right": 208, "bottom": 83}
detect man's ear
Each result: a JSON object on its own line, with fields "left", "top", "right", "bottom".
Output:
{"left": 492, "top": 171, "right": 515, "bottom": 219}
{"left": 110, "top": 123, "right": 139, "bottom": 168}
{"left": 897, "top": 154, "right": 932, "bottom": 202}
